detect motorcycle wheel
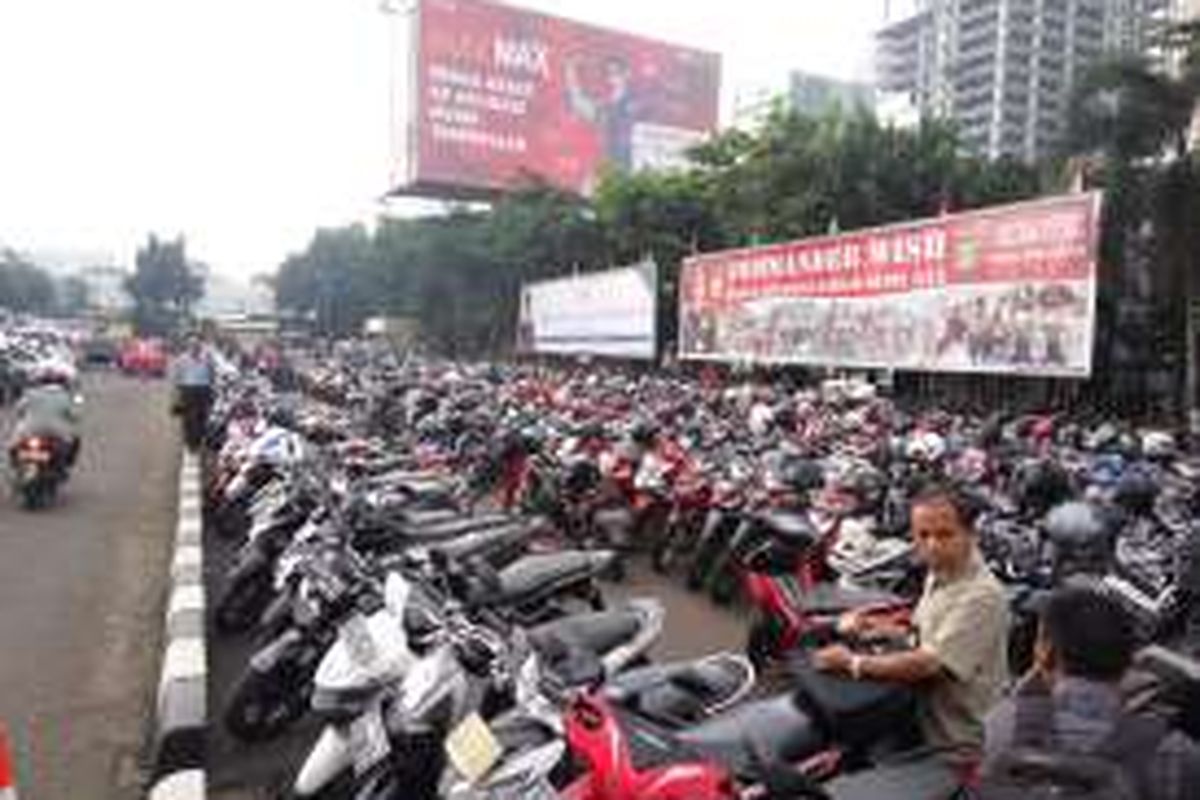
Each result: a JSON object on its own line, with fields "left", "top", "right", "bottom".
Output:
{"left": 215, "top": 572, "right": 273, "bottom": 635}
{"left": 686, "top": 513, "right": 728, "bottom": 590}
{"left": 708, "top": 563, "right": 741, "bottom": 606}
{"left": 223, "top": 665, "right": 308, "bottom": 742}
{"left": 651, "top": 518, "right": 683, "bottom": 574}
{"left": 214, "top": 499, "right": 251, "bottom": 540}
{"left": 19, "top": 482, "right": 48, "bottom": 510}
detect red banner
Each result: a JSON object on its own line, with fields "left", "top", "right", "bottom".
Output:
{"left": 410, "top": 0, "right": 720, "bottom": 195}
{"left": 679, "top": 193, "right": 1102, "bottom": 377}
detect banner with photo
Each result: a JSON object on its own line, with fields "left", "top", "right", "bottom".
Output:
{"left": 678, "top": 192, "right": 1102, "bottom": 378}
{"left": 518, "top": 261, "right": 658, "bottom": 359}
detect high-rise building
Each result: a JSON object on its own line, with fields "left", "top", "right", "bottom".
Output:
{"left": 732, "top": 73, "right": 875, "bottom": 131}
{"left": 877, "top": 0, "right": 1172, "bottom": 161}
{"left": 789, "top": 72, "right": 876, "bottom": 116}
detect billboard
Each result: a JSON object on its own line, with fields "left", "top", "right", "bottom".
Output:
{"left": 518, "top": 261, "right": 657, "bottom": 359}
{"left": 408, "top": 0, "right": 721, "bottom": 196}
{"left": 679, "top": 192, "right": 1102, "bottom": 377}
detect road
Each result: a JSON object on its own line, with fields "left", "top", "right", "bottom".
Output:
{"left": 0, "top": 372, "right": 178, "bottom": 800}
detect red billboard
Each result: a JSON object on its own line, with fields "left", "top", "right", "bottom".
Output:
{"left": 407, "top": 0, "right": 721, "bottom": 196}
{"left": 679, "top": 192, "right": 1103, "bottom": 377}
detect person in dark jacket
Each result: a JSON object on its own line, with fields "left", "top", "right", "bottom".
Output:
{"left": 983, "top": 586, "right": 1200, "bottom": 800}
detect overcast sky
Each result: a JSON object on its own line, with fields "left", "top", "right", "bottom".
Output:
{"left": 0, "top": 0, "right": 891, "bottom": 279}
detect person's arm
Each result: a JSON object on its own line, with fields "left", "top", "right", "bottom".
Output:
{"left": 564, "top": 59, "right": 598, "bottom": 123}
{"left": 814, "top": 643, "right": 941, "bottom": 684}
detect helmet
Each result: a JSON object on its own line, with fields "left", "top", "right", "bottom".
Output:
{"left": 1016, "top": 459, "right": 1074, "bottom": 517}
{"left": 1112, "top": 468, "right": 1159, "bottom": 517}
{"left": 951, "top": 447, "right": 990, "bottom": 484}
{"left": 629, "top": 418, "right": 659, "bottom": 447}
{"left": 564, "top": 457, "right": 602, "bottom": 497}
{"left": 266, "top": 405, "right": 296, "bottom": 430}
{"left": 1141, "top": 431, "right": 1176, "bottom": 461}
{"left": 1030, "top": 416, "right": 1055, "bottom": 443}
{"left": 1044, "top": 501, "right": 1107, "bottom": 546}
{"left": 905, "top": 432, "right": 946, "bottom": 465}
{"left": 1043, "top": 501, "right": 1112, "bottom": 578}
{"left": 780, "top": 458, "right": 825, "bottom": 494}
{"left": 843, "top": 462, "right": 885, "bottom": 506}
{"left": 1088, "top": 453, "right": 1126, "bottom": 489}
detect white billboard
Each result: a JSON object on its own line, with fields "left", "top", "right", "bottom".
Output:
{"left": 518, "top": 261, "right": 657, "bottom": 359}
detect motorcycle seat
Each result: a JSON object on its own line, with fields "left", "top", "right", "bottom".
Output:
{"left": 675, "top": 692, "right": 824, "bottom": 775}
{"left": 824, "top": 755, "right": 960, "bottom": 800}
{"left": 395, "top": 508, "right": 460, "bottom": 527}
{"left": 529, "top": 610, "right": 644, "bottom": 685}
{"left": 401, "top": 512, "right": 514, "bottom": 540}
{"left": 759, "top": 511, "right": 820, "bottom": 549}
{"left": 607, "top": 653, "right": 754, "bottom": 724}
{"left": 801, "top": 583, "right": 904, "bottom": 616}
{"left": 492, "top": 550, "right": 613, "bottom": 606}
{"left": 430, "top": 518, "right": 541, "bottom": 561}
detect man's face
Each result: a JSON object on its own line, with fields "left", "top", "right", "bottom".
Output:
{"left": 911, "top": 499, "right": 974, "bottom": 576}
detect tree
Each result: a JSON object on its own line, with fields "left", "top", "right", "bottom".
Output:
{"left": 274, "top": 106, "right": 1046, "bottom": 359}
{"left": 126, "top": 235, "right": 206, "bottom": 335}
{"left": 0, "top": 249, "right": 58, "bottom": 314}
{"left": 58, "top": 275, "right": 90, "bottom": 316}
{"left": 1064, "top": 21, "right": 1200, "bottom": 413}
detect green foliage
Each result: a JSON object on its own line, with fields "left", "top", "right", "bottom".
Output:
{"left": 126, "top": 235, "right": 206, "bottom": 335}
{"left": 0, "top": 249, "right": 57, "bottom": 314}
{"left": 275, "top": 106, "right": 1046, "bottom": 357}
{"left": 57, "top": 275, "right": 90, "bottom": 316}
{"left": 1062, "top": 20, "right": 1200, "bottom": 409}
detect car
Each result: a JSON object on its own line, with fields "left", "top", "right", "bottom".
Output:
{"left": 118, "top": 338, "right": 168, "bottom": 377}
{"left": 82, "top": 335, "right": 120, "bottom": 367}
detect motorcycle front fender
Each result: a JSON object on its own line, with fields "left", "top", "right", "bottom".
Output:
{"left": 249, "top": 628, "right": 305, "bottom": 675}
{"left": 293, "top": 724, "right": 353, "bottom": 797}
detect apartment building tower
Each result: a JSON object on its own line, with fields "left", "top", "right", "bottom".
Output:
{"left": 878, "top": 0, "right": 1172, "bottom": 161}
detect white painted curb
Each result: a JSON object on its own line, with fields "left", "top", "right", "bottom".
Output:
{"left": 147, "top": 450, "right": 207, "bottom": 797}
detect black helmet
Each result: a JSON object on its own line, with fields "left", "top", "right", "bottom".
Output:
{"left": 1112, "top": 468, "right": 1159, "bottom": 517}
{"left": 629, "top": 418, "right": 659, "bottom": 447}
{"left": 1017, "top": 459, "right": 1074, "bottom": 517}
{"left": 564, "top": 457, "right": 602, "bottom": 496}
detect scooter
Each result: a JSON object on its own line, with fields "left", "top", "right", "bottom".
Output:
{"left": 10, "top": 431, "right": 74, "bottom": 509}
{"left": 288, "top": 572, "right": 663, "bottom": 798}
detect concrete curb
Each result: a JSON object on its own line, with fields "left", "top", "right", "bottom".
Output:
{"left": 147, "top": 451, "right": 206, "bottom": 798}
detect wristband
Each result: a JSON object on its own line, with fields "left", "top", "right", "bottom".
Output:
{"left": 850, "top": 655, "right": 864, "bottom": 681}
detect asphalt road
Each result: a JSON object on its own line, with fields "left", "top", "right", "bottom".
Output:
{"left": 0, "top": 372, "right": 178, "bottom": 800}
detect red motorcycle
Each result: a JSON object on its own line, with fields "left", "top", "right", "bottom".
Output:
{"left": 741, "top": 497, "right": 910, "bottom": 667}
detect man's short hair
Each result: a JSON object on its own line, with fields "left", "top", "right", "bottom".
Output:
{"left": 1041, "top": 585, "right": 1136, "bottom": 681}
{"left": 911, "top": 480, "right": 983, "bottom": 529}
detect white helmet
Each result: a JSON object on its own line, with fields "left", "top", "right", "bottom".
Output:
{"left": 905, "top": 431, "right": 946, "bottom": 464}
{"left": 1141, "top": 431, "right": 1176, "bottom": 460}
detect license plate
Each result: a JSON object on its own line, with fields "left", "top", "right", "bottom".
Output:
{"left": 349, "top": 706, "right": 390, "bottom": 775}
{"left": 19, "top": 451, "right": 51, "bottom": 463}
{"left": 445, "top": 712, "right": 501, "bottom": 785}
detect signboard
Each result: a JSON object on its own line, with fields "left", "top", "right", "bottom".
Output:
{"left": 679, "top": 192, "right": 1102, "bottom": 377}
{"left": 407, "top": 0, "right": 720, "bottom": 196}
{"left": 518, "top": 261, "right": 657, "bottom": 359}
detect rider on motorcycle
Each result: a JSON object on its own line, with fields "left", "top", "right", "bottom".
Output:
{"left": 8, "top": 376, "right": 81, "bottom": 470}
